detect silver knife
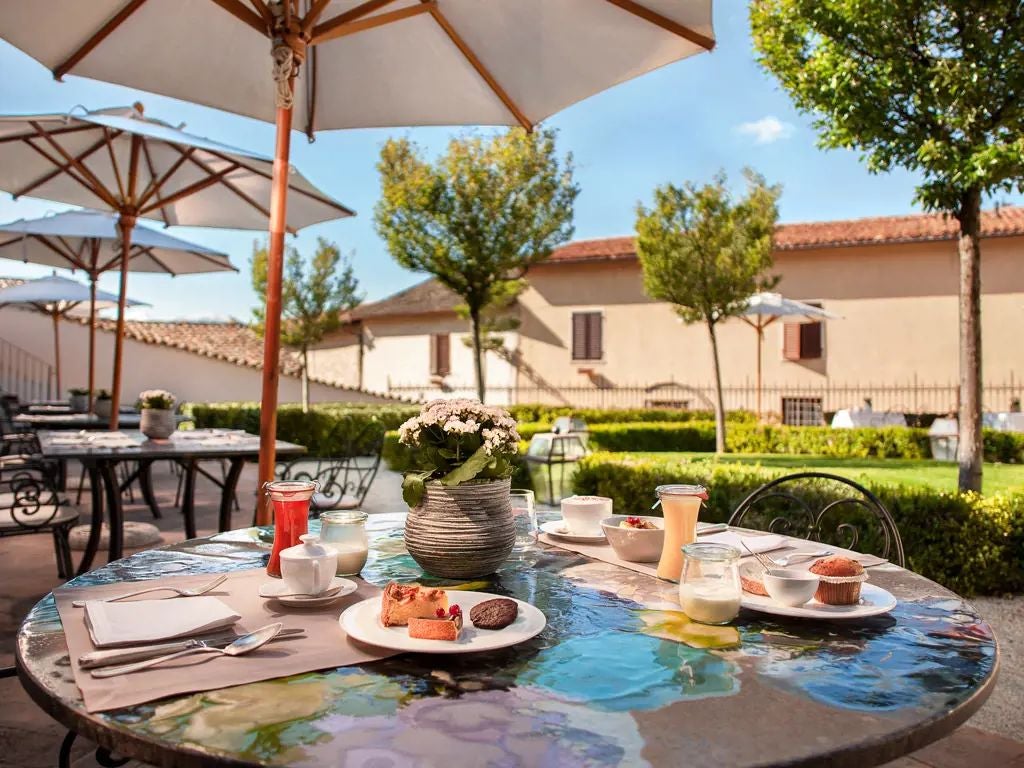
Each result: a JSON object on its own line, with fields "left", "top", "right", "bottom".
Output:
{"left": 78, "top": 628, "right": 305, "bottom": 669}
{"left": 697, "top": 523, "right": 729, "bottom": 536}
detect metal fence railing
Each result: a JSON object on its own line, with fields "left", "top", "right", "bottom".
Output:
{"left": 0, "top": 336, "right": 54, "bottom": 402}
{"left": 386, "top": 378, "right": 1024, "bottom": 417}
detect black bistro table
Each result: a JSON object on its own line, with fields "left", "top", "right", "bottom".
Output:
{"left": 15, "top": 515, "right": 998, "bottom": 768}
{"left": 37, "top": 430, "right": 305, "bottom": 574}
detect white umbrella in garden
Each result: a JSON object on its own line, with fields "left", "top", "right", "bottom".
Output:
{"left": 0, "top": 103, "right": 353, "bottom": 427}
{"left": 0, "top": 0, "right": 715, "bottom": 518}
{"left": 0, "top": 209, "right": 235, "bottom": 410}
{"left": 0, "top": 273, "right": 147, "bottom": 396}
{"left": 739, "top": 292, "right": 840, "bottom": 418}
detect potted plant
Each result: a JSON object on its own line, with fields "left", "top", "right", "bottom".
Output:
{"left": 137, "top": 389, "right": 177, "bottom": 439}
{"left": 93, "top": 390, "right": 112, "bottom": 419}
{"left": 398, "top": 399, "right": 520, "bottom": 578}
{"left": 68, "top": 388, "right": 89, "bottom": 413}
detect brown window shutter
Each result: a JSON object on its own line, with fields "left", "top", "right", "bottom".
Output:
{"left": 587, "top": 313, "right": 603, "bottom": 360}
{"left": 437, "top": 334, "right": 450, "bottom": 375}
{"left": 572, "top": 312, "right": 603, "bottom": 361}
{"left": 800, "top": 322, "right": 822, "bottom": 359}
{"left": 783, "top": 322, "right": 802, "bottom": 361}
{"left": 572, "top": 313, "right": 587, "bottom": 360}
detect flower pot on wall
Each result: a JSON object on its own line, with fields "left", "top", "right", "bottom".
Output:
{"left": 404, "top": 478, "right": 515, "bottom": 579}
{"left": 140, "top": 408, "right": 176, "bottom": 439}
{"left": 93, "top": 398, "right": 112, "bottom": 419}
{"left": 69, "top": 394, "right": 88, "bottom": 413}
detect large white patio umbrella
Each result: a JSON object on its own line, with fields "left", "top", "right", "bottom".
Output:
{"left": 0, "top": 104, "right": 353, "bottom": 428}
{"left": 739, "top": 292, "right": 840, "bottom": 418}
{"left": 0, "top": 209, "right": 235, "bottom": 411}
{"left": 0, "top": 273, "right": 147, "bottom": 396}
{"left": 0, "top": 0, "right": 715, "bottom": 520}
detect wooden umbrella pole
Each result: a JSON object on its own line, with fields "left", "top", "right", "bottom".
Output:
{"left": 109, "top": 213, "right": 136, "bottom": 430}
{"left": 256, "top": 76, "right": 295, "bottom": 525}
{"left": 52, "top": 309, "right": 62, "bottom": 396}
{"left": 88, "top": 273, "right": 97, "bottom": 413}
{"left": 756, "top": 322, "right": 764, "bottom": 421}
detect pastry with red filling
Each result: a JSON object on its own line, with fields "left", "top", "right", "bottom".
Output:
{"left": 380, "top": 582, "right": 449, "bottom": 626}
{"left": 408, "top": 605, "right": 463, "bottom": 641}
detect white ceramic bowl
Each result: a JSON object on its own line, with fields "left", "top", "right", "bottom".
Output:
{"left": 600, "top": 515, "right": 664, "bottom": 562}
{"left": 763, "top": 569, "right": 820, "bottom": 607}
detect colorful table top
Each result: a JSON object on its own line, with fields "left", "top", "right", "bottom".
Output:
{"left": 17, "top": 514, "right": 997, "bottom": 768}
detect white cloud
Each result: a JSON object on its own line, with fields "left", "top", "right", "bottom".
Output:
{"left": 735, "top": 116, "right": 795, "bottom": 145}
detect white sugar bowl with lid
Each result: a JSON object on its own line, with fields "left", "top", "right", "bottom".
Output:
{"left": 280, "top": 534, "right": 338, "bottom": 596}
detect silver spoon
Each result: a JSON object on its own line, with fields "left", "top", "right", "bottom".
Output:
{"left": 274, "top": 585, "right": 343, "bottom": 600}
{"left": 773, "top": 550, "right": 834, "bottom": 567}
{"left": 90, "top": 623, "right": 283, "bottom": 678}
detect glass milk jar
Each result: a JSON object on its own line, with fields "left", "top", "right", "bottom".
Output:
{"left": 319, "top": 511, "right": 369, "bottom": 576}
{"left": 678, "top": 543, "right": 742, "bottom": 625}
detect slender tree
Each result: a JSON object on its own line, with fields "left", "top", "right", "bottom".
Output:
{"left": 751, "top": 0, "right": 1024, "bottom": 492}
{"left": 375, "top": 129, "right": 578, "bottom": 402}
{"left": 636, "top": 170, "right": 780, "bottom": 452}
{"left": 252, "top": 237, "right": 362, "bottom": 411}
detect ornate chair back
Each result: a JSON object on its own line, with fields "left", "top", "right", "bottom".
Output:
{"left": 727, "top": 472, "right": 905, "bottom": 567}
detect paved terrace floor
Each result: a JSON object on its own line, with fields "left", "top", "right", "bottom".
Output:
{"left": 0, "top": 462, "right": 1020, "bottom": 768}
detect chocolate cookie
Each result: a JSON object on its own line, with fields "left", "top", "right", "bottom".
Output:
{"left": 469, "top": 598, "right": 519, "bottom": 629}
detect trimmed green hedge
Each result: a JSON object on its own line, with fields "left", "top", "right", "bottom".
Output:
{"left": 572, "top": 453, "right": 1024, "bottom": 595}
{"left": 507, "top": 404, "right": 758, "bottom": 424}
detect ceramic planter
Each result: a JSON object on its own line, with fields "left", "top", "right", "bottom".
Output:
{"left": 404, "top": 478, "right": 515, "bottom": 579}
{"left": 69, "top": 394, "right": 88, "bottom": 413}
{"left": 93, "top": 398, "right": 112, "bottom": 419}
{"left": 140, "top": 408, "right": 176, "bottom": 439}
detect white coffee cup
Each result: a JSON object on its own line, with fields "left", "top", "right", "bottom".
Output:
{"left": 280, "top": 534, "right": 337, "bottom": 595}
{"left": 561, "top": 495, "right": 613, "bottom": 536}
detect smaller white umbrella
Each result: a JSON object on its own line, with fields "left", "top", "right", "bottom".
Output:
{"left": 0, "top": 273, "right": 147, "bottom": 395}
{"left": 739, "top": 292, "right": 841, "bottom": 418}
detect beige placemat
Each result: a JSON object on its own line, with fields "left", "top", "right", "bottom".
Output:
{"left": 54, "top": 568, "right": 395, "bottom": 713}
{"left": 538, "top": 533, "right": 887, "bottom": 579}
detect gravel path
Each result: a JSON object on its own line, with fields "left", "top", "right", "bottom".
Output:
{"left": 969, "top": 595, "right": 1023, "bottom": 740}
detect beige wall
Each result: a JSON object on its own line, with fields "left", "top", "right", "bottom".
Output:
{"left": 516, "top": 236, "right": 1024, "bottom": 410}
{"left": 310, "top": 314, "right": 518, "bottom": 404}
{"left": 0, "top": 308, "right": 392, "bottom": 406}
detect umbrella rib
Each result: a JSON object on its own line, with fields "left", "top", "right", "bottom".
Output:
{"left": 133, "top": 245, "right": 177, "bottom": 276}
{"left": 307, "top": 0, "right": 400, "bottom": 37}
{"left": 603, "top": 0, "right": 715, "bottom": 51}
{"left": 54, "top": 0, "right": 152, "bottom": 80}
{"left": 426, "top": 5, "right": 532, "bottom": 130}
{"left": 141, "top": 141, "right": 173, "bottom": 227}
{"left": 28, "top": 122, "right": 120, "bottom": 208}
{"left": 11, "top": 129, "right": 108, "bottom": 199}
{"left": 247, "top": 0, "right": 274, "bottom": 28}
{"left": 33, "top": 235, "right": 88, "bottom": 271}
{"left": 309, "top": 2, "right": 434, "bottom": 46}
{"left": 138, "top": 146, "right": 198, "bottom": 206}
{"left": 0, "top": 123, "right": 96, "bottom": 145}
{"left": 138, "top": 164, "right": 240, "bottom": 214}
{"left": 187, "top": 248, "right": 239, "bottom": 273}
{"left": 207, "top": 0, "right": 270, "bottom": 36}
{"left": 102, "top": 127, "right": 127, "bottom": 201}
{"left": 20, "top": 137, "right": 111, "bottom": 208}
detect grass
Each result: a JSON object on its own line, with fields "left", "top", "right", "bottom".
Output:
{"left": 627, "top": 452, "right": 1024, "bottom": 495}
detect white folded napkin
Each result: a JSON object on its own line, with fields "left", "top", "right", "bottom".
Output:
{"left": 700, "top": 531, "right": 789, "bottom": 555}
{"left": 84, "top": 597, "right": 241, "bottom": 648}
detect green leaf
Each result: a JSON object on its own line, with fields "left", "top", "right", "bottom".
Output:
{"left": 440, "top": 445, "right": 492, "bottom": 486}
{"left": 402, "top": 471, "right": 431, "bottom": 508}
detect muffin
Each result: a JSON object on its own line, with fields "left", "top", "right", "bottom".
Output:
{"left": 808, "top": 556, "right": 867, "bottom": 605}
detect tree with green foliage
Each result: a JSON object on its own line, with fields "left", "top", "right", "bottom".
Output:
{"left": 635, "top": 170, "right": 780, "bottom": 453}
{"left": 375, "top": 129, "right": 579, "bottom": 402}
{"left": 252, "top": 237, "right": 362, "bottom": 412}
{"left": 750, "top": 0, "right": 1024, "bottom": 492}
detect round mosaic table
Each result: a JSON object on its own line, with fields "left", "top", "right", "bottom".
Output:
{"left": 17, "top": 514, "right": 998, "bottom": 768}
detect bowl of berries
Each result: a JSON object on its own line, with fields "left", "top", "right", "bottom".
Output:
{"left": 600, "top": 515, "right": 665, "bottom": 563}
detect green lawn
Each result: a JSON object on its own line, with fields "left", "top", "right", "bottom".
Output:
{"left": 627, "top": 452, "right": 1024, "bottom": 495}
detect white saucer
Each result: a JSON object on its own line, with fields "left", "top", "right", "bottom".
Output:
{"left": 740, "top": 582, "right": 897, "bottom": 620}
{"left": 259, "top": 576, "right": 358, "bottom": 607}
{"left": 539, "top": 520, "right": 607, "bottom": 543}
{"left": 340, "top": 591, "right": 546, "bottom": 654}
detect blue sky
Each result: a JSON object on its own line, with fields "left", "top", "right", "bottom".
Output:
{"left": 1, "top": 3, "right": 1019, "bottom": 321}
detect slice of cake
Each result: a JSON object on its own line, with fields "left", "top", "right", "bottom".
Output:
{"left": 380, "top": 582, "right": 449, "bottom": 627}
{"left": 408, "top": 605, "right": 464, "bottom": 641}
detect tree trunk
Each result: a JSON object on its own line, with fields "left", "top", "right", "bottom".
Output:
{"left": 956, "top": 189, "right": 983, "bottom": 493}
{"left": 301, "top": 348, "right": 310, "bottom": 414}
{"left": 707, "top": 320, "right": 727, "bottom": 453}
{"left": 470, "top": 307, "right": 486, "bottom": 402}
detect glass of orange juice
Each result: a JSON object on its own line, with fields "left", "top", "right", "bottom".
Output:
{"left": 653, "top": 484, "right": 708, "bottom": 581}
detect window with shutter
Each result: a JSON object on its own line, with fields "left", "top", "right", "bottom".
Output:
{"left": 782, "top": 322, "right": 802, "bottom": 361}
{"left": 430, "top": 334, "right": 450, "bottom": 376}
{"left": 782, "top": 302, "right": 825, "bottom": 361}
{"left": 571, "top": 312, "right": 603, "bottom": 361}
{"left": 800, "top": 322, "right": 822, "bottom": 359}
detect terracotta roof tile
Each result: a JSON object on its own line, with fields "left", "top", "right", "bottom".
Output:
{"left": 543, "top": 206, "right": 1024, "bottom": 262}
{"left": 347, "top": 279, "right": 459, "bottom": 320}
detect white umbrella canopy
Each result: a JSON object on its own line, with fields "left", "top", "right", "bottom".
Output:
{"left": 739, "top": 292, "right": 841, "bottom": 418}
{"left": 0, "top": 273, "right": 147, "bottom": 394}
{"left": 0, "top": 0, "right": 715, "bottom": 519}
{"left": 0, "top": 103, "right": 353, "bottom": 427}
{"left": 0, "top": 209, "right": 234, "bottom": 410}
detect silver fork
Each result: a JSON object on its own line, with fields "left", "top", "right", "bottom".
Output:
{"left": 72, "top": 574, "right": 228, "bottom": 608}
{"left": 741, "top": 544, "right": 833, "bottom": 571}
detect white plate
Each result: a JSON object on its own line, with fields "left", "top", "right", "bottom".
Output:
{"left": 259, "top": 576, "right": 358, "bottom": 607}
{"left": 741, "top": 582, "right": 897, "bottom": 620}
{"left": 340, "top": 591, "right": 546, "bottom": 654}
{"left": 539, "top": 520, "right": 606, "bottom": 543}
